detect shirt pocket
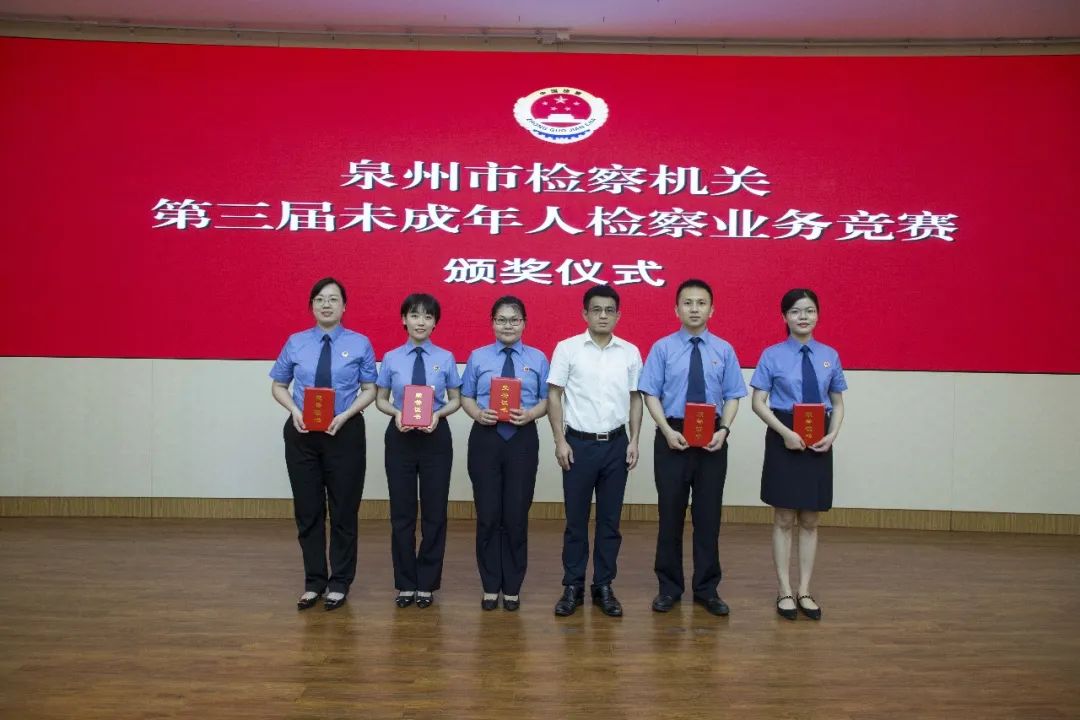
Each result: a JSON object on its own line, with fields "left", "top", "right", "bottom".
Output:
{"left": 338, "top": 358, "right": 360, "bottom": 388}
{"left": 431, "top": 366, "right": 447, "bottom": 395}
{"left": 524, "top": 366, "right": 542, "bottom": 396}
{"left": 709, "top": 357, "right": 728, "bottom": 388}
{"left": 295, "top": 363, "right": 314, "bottom": 387}
{"left": 664, "top": 353, "right": 685, "bottom": 383}
{"left": 774, "top": 373, "right": 795, "bottom": 400}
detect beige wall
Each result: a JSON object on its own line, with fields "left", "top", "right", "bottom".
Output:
{"left": 1, "top": 358, "right": 1076, "bottom": 515}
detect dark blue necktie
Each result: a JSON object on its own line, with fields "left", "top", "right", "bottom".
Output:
{"left": 800, "top": 345, "right": 822, "bottom": 404}
{"left": 497, "top": 347, "right": 517, "bottom": 440}
{"left": 314, "top": 335, "right": 332, "bottom": 388}
{"left": 411, "top": 346, "right": 426, "bottom": 385}
{"left": 686, "top": 337, "right": 706, "bottom": 404}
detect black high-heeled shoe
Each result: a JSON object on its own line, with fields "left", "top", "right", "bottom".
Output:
{"left": 416, "top": 594, "right": 433, "bottom": 609}
{"left": 395, "top": 593, "right": 415, "bottom": 608}
{"left": 776, "top": 595, "right": 797, "bottom": 621}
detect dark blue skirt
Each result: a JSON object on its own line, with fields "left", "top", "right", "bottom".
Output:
{"left": 760, "top": 410, "right": 833, "bottom": 511}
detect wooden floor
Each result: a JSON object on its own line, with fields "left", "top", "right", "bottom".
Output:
{"left": 1, "top": 519, "right": 1078, "bottom": 719}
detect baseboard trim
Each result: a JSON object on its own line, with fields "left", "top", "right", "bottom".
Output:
{"left": 1, "top": 497, "right": 1076, "bottom": 535}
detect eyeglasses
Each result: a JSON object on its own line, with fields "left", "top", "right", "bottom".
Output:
{"left": 313, "top": 296, "right": 342, "bottom": 307}
{"left": 588, "top": 306, "right": 617, "bottom": 316}
{"left": 786, "top": 308, "right": 818, "bottom": 318}
{"left": 494, "top": 317, "right": 523, "bottom": 327}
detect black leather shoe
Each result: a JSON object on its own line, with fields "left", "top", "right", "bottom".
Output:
{"left": 554, "top": 586, "right": 585, "bottom": 617}
{"left": 694, "top": 595, "right": 730, "bottom": 616}
{"left": 324, "top": 595, "right": 347, "bottom": 612}
{"left": 591, "top": 585, "right": 623, "bottom": 617}
{"left": 776, "top": 595, "right": 797, "bottom": 621}
{"left": 503, "top": 596, "right": 520, "bottom": 612}
{"left": 297, "top": 592, "right": 321, "bottom": 611}
{"left": 797, "top": 594, "right": 822, "bottom": 620}
{"left": 416, "top": 594, "right": 433, "bottom": 609}
{"left": 481, "top": 597, "right": 499, "bottom": 611}
{"left": 395, "top": 594, "right": 415, "bottom": 608}
{"left": 651, "top": 594, "right": 678, "bottom": 613}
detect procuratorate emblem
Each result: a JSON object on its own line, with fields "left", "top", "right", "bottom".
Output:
{"left": 513, "top": 87, "right": 609, "bottom": 144}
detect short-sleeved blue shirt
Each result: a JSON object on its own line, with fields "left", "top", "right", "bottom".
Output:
{"left": 269, "top": 325, "right": 377, "bottom": 414}
{"left": 750, "top": 337, "right": 848, "bottom": 412}
{"left": 460, "top": 341, "right": 549, "bottom": 410}
{"left": 638, "top": 328, "right": 747, "bottom": 418}
{"left": 376, "top": 340, "right": 462, "bottom": 412}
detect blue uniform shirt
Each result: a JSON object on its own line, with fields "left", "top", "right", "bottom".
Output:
{"left": 376, "top": 340, "right": 462, "bottom": 412}
{"left": 750, "top": 337, "right": 848, "bottom": 412}
{"left": 460, "top": 341, "right": 550, "bottom": 410}
{"left": 269, "top": 325, "right": 378, "bottom": 415}
{"left": 638, "top": 328, "right": 748, "bottom": 418}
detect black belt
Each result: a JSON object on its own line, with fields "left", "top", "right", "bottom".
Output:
{"left": 664, "top": 417, "right": 722, "bottom": 432}
{"left": 566, "top": 425, "right": 626, "bottom": 442}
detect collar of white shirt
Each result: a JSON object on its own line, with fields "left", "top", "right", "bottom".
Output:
{"left": 580, "top": 331, "right": 625, "bottom": 349}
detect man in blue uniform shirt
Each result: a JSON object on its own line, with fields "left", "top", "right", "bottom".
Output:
{"left": 638, "top": 279, "right": 747, "bottom": 616}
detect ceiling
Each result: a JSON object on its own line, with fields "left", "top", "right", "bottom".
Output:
{"left": 2, "top": 0, "right": 1079, "bottom": 41}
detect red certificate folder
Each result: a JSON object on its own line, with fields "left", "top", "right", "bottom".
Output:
{"left": 490, "top": 376, "right": 522, "bottom": 421}
{"left": 402, "top": 384, "right": 435, "bottom": 428}
{"left": 683, "top": 402, "right": 717, "bottom": 447}
{"left": 793, "top": 403, "right": 826, "bottom": 445}
{"left": 303, "top": 387, "right": 335, "bottom": 432}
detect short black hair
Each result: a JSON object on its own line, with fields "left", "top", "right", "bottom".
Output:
{"left": 675, "top": 278, "right": 712, "bottom": 304}
{"left": 309, "top": 277, "right": 346, "bottom": 305}
{"left": 400, "top": 293, "right": 441, "bottom": 324}
{"left": 583, "top": 285, "right": 620, "bottom": 311}
{"left": 490, "top": 295, "right": 526, "bottom": 321}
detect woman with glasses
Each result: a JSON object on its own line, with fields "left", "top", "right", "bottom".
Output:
{"left": 270, "top": 277, "right": 377, "bottom": 611}
{"left": 374, "top": 293, "right": 462, "bottom": 609}
{"left": 460, "top": 296, "right": 550, "bottom": 611}
{"left": 750, "top": 288, "right": 847, "bottom": 621}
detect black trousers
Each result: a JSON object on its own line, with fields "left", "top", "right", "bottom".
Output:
{"left": 653, "top": 428, "right": 728, "bottom": 600}
{"left": 384, "top": 420, "right": 453, "bottom": 592}
{"left": 561, "top": 432, "right": 629, "bottom": 589}
{"left": 283, "top": 414, "right": 366, "bottom": 594}
{"left": 467, "top": 422, "right": 539, "bottom": 595}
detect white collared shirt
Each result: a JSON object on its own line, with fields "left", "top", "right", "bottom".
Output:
{"left": 548, "top": 331, "right": 643, "bottom": 433}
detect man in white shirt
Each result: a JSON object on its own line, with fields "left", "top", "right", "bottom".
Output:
{"left": 547, "top": 286, "right": 643, "bottom": 617}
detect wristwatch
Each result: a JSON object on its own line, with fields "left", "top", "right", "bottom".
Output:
{"left": 718, "top": 424, "right": 730, "bottom": 434}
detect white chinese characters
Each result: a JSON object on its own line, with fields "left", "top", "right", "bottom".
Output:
{"left": 442, "top": 259, "right": 666, "bottom": 287}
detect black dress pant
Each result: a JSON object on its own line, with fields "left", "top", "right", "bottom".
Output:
{"left": 283, "top": 414, "right": 366, "bottom": 594}
{"left": 561, "top": 432, "right": 629, "bottom": 589}
{"left": 653, "top": 428, "right": 728, "bottom": 600}
{"left": 467, "top": 422, "right": 539, "bottom": 595}
{"left": 385, "top": 420, "right": 453, "bottom": 592}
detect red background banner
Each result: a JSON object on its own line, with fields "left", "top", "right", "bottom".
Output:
{"left": 1, "top": 38, "right": 1077, "bottom": 371}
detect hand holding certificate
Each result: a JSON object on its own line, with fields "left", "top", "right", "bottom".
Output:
{"left": 793, "top": 403, "right": 826, "bottom": 446}
{"left": 303, "top": 387, "right": 336, "bottom": 432}
{"left": 401, "top": 385, "right": 435, "bottom": 428}
{"left": 683, "top": 402, "right": 717, "bottom": 448}
{"left": 490, "top": 377, "right": 522, "bottom": 421}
